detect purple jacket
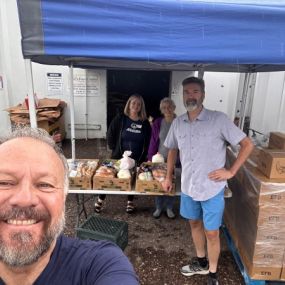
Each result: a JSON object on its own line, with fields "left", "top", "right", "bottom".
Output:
{"left": 147, "top": 117, "right": 163, "bottom": 161}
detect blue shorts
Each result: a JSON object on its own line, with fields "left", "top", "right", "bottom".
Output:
{"left": 180, "top": 189, "right": 225, "bottom": 231}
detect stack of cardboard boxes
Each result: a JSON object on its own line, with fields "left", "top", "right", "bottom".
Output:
{"left": 6, "top": 98, "right": 66, "bottom": 141}
{"left": 225, "top": 132, "right": 285, "bottom": 281}
{"left": 257, "top": 132, "right": 285, "bottom": 179}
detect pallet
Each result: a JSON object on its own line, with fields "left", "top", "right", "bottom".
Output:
{"left": 222, "top": 225, "right": 285, "bottom": 285}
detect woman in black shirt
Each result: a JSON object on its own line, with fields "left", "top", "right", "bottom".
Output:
{"left": 95, "top": 94, "right": 151, "bottom": 213}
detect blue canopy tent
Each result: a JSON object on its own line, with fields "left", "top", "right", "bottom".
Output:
{"left": 16, "top": 0, "right": 285, "bottom": 157}
{"left": 17, "top": 0, "right": 285, "bottom": 72}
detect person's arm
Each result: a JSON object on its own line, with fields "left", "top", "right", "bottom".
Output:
{"left": 107, "top": 115, "right": 120, "bottom": 150}
{"left": 162, "top": 149, "right": 177, "bottom": 192}
{"left": 208, "top": 136, "right": 253, "bottom": 181}
{"left": 141, "top": 120, "right": 152, "bottom": 162}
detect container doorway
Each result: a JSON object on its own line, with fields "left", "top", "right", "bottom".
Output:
{"left": 107, "top": 70, "right": 170, "bottom": 127}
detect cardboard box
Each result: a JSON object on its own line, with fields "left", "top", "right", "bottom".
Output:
{"left": 68, "top": 159, "right": 99, "bottom": 189}
{"left": 245, "top": 263, "right": 281, "bottom": 281}
{"left": 258, "top": 148, "right": 285, "bottom": 179}
{"left": 269, "top": 132, "right": 285, "bottom": 150}
{"left": 38, "top": 114, "right": 66, "bottom": 139}
{"left": 93, "top": 176, "right": 133, "bottom": 191}
{"left": 135, "top": 162, "right": 175, "bottom": 195}
{"left": 135, "top": 178, "right": 175, "bottom": 195}
{"left": 8, "top": 98, "right": 66, "bottom": 141}
{"left": 225, "top": 148, "right": 285, "bottom": 280}
{"left": 93, "top": 160, "right": 134, "bottom": 191}
{"left": 224, "top": 214, "right": 283, "bottom": 280}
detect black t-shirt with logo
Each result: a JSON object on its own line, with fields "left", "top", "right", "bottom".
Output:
{"left": 121, "top": 117, "right": 144, "bottom": 161}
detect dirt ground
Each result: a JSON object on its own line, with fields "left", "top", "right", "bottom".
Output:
{"left": 62, "top": 139, "right": 245, "bottom": 285}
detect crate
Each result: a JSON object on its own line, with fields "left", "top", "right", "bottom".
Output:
{"left": 135, "top": 162, "right": 175, "bottom": 195}
{"left": 68, "top": 159, "right": 99, "bottom": 189}
{"left": 76, "top": 215, "right": 128, "bottom": 250}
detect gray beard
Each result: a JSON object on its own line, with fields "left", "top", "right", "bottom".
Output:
{"left": 184, "top": 101, "right": 198, "bottom": 112}
{"left": 0, "top": 213, "right": 65, "bottom": 267}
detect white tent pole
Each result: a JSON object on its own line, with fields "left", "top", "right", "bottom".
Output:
{"left": 277, "top": 73, "right": 285, "bottom": 130}
{"left": 85, "top": 71, "right": 88, "bottom": 140}
{"left": 239, "top": 73, "right": 251, "bottom": 131}
{"left": 24, "top": 59, "right": 37, "bottom": 128}
{"left": 198, "top": 68, "right": 204, "bottom": 79}
{"left": 69, "top": 63, "right": 76, "bottom": 160}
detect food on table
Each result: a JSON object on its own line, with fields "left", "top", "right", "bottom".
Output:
{"left": 138, "top": 171, "right": 153, "bottom": 181}
{"left": 151, "top": 152, "right": 165, "bottom": 163}
{"left": 68, "top": 160, "right": 98, "bottom": 177}
{"left": 117, "top": 169, "right": 131, "bottom": 179}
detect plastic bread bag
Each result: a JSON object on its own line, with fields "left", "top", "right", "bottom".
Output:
{"left": 138, "top": 171, "right": 153, "bottom": 181}
{"left": 117, "top": 169, "right": 131, "bottom": 179}
{"left": 152, "top": 153, "right": 165, "bottom": 163}
{"left": 120, "top": 151, "right": 135, "bottom": 170}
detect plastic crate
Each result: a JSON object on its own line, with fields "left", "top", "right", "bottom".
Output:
{"left": 76, "top": 215, "right": 128, "bottom": 250}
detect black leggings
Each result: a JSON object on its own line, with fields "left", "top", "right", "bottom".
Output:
{"left": 98, "top": 194, "right": 134, "bottom": 202}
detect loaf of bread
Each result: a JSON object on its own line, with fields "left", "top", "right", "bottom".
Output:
{"left": 95, "top": 166, "right": 116, "bottom": 178}
{"left": 152, "top": 164, "right": 167, "bottom": 182}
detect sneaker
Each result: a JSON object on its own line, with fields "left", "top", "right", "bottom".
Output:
{"left": 180, "top": 258, "right": 209, "bottom": 277}
{"left": 166, "top": 208, "right": 175, "bottom": 219}
{"left": 153, "top": 208, "right": 162, "bottom": 218}
{"left": 207, "top": 276, "right": 219, "bottom": 285}
{"left": 126, "top": 201, "right": 136, "bottom": 214}
{"left": 94, "top": 198, "right": 104, "bottom": 213}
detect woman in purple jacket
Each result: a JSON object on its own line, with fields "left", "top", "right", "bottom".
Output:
{"left": 148, "top": 97, "right": 177, "bottom": 219}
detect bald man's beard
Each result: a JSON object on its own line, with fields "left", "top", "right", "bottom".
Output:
{"left": 0, "top": 207, "right": 65, "bottom": 267}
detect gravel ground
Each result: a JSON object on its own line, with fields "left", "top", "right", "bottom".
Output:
{"left": 62, "top": 139, "right": 245, "bottom": 285}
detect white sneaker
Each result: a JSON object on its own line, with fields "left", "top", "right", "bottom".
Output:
{"left": 181, "top": 258, "right": 209, "bottom": 276}
{"left": 166, "top": 208, "right": 175, "bottom": 219}
{"left": 153, "top": 208, "right": 162, "bottom": 218}
{"left": 94, "top": 198, "right": 104, "bottom": 213}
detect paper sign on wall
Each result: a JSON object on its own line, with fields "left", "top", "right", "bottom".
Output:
{"left": 73, "top": 74, "right": 86, "bottom": 96}
{"left": 73, "top": 70, "right": 100, "bottom": 97}
{"left": 47, "top": 73, "right": 63, "bottom": 95}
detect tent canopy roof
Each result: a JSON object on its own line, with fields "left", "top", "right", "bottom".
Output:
{"left": 17, "top": 0, "right": 285, "bottom": 72}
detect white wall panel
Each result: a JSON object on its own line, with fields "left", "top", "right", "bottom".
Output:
{"left": 251, "top": 72, "right": 285, "bottom": 136}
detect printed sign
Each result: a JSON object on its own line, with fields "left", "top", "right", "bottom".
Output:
{"left": 73, "top": 70, "right": 100, "bottom": 97}
{"left": 47, "top": 73, "right": 63, "bottom": 95}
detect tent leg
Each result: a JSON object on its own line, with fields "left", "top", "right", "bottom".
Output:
{"left": 239, "top": 73, "right": 252, "bottom": 132}
{"left": 277, "top": 74, "right": 285, "bottom": 130}
{"left": 198, "top": 68, "right": 204, "bottom": 79}
{"left": 24, "top": 59, "right": 37, "bottom": 128}
{"left": 85, "top": 72, "right": 88, "bottom": 140}
{"left": 69, "top": 64, "right": 76, "bottom": 160}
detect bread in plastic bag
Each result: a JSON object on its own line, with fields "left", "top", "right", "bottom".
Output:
{"left": 120, "top": 151, "right": 135, "bottom": 170}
